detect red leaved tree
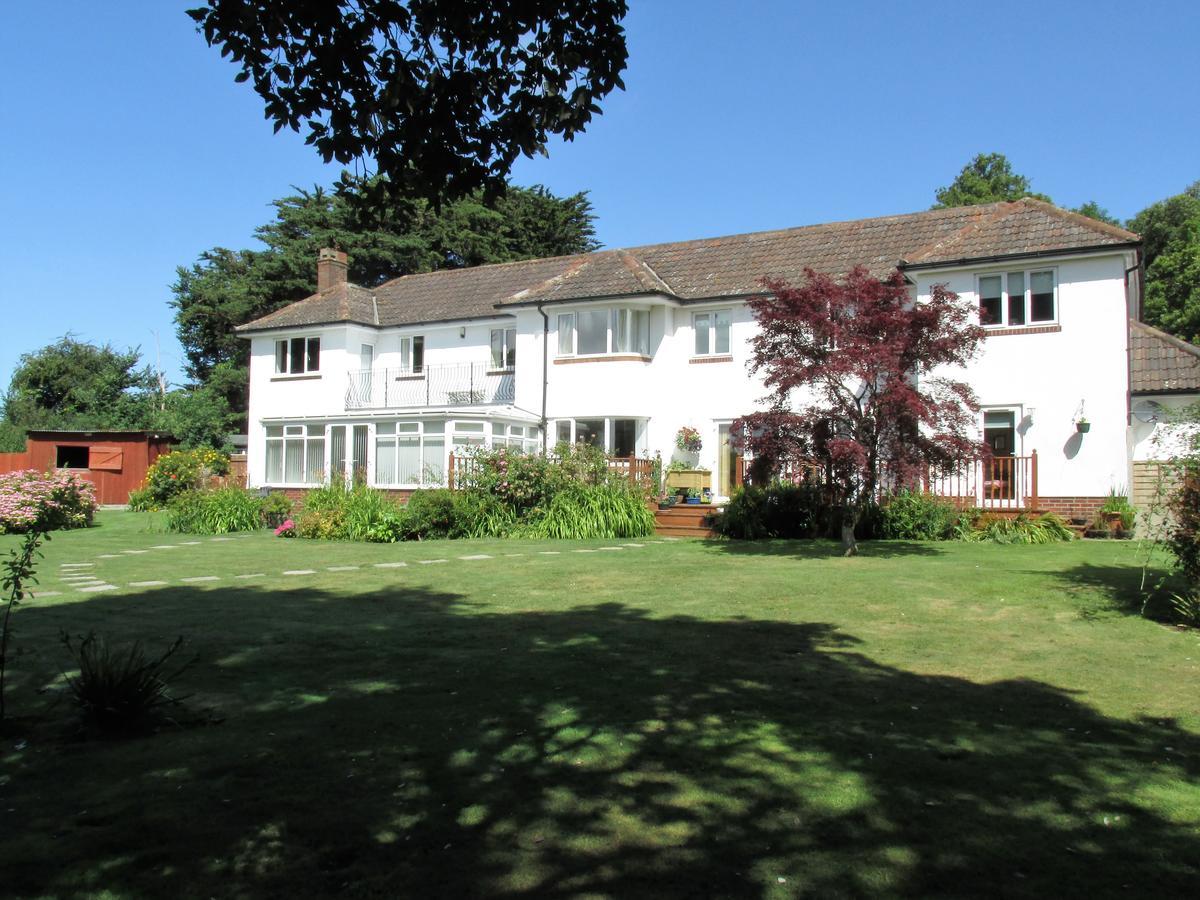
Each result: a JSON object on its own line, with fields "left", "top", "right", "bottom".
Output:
{"left": 731, "top": 266, "right": 986, "bottom": 555}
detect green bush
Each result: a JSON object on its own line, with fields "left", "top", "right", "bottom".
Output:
{"left": 166, "top": 488, "right": 263, "bottom": 534}
{"left": 451, "top": 491, "right": 517, "bottom": 538}
{"left": 296, "top": 482, "right": 401, "bottom": 541}
{"left": 715, "top": 483, "right": 828, "bottom": 540}
{"left": 880, "top": 490, "right": 964, "bottom": 540}
{"left": 525, "top": 483, "right": 655, "bottom": 539}
{"left": 129, "top": 448, "right": 230, "bottom": 510}
{"left": 260, "top": 492, "right": 293, "bottom": 528}
{"left": 399, "top": 489, "right": 460, "bottom": 539}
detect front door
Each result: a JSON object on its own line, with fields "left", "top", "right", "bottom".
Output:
{"left": 983, "top": 410, "right": 1017, "bottom": 501}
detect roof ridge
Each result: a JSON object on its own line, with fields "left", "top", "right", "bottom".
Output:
{"left": 1131, "top": 319, "right": 1200, "bottom": 359}
{"left": 1018, "top": 197, "right": 1140, "bottom": 242}
{"left": 616, "top": 249, "right": 677, "bottom": 296}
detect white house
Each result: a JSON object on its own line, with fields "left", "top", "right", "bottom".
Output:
{"left": 237, "top": 199, "right": 1144, "bottom": 519}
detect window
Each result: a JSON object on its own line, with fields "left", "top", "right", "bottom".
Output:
{"left": 553, "top": 418, "right": 641, "bottom": 454}
{"left": 490, "top": 328, "right": 516, "bottom": 369}
{"left": 557, "top": 314, "right": 575, "bottom": 355}
{"left": 978, "top": 269, "right": 1056, "bottom": 328}
{"left": 56, "top": 445, "right": 89, "bottom": 468}
{"left": 577, "top": 309, "right": 608, "bottom": 354}
{"left": 265, "top": 424, "right": 325, "bottom": 484}
{"left": 375, "top": 420, "right": 445, "bottom": 486}
{"left": 556, "top": 306, "right": 650, "bottom": 356}
{"left": 400, "top": 335, "right": 425, "bottom": 374}
{"left": 274, "top": 337, "right": 321, "bottom": 374}
{"left": 492, "top": 423, "right": 540, "bottom": 451}
{"left": 693, "top": 309, "right": 732, "bottom": 355}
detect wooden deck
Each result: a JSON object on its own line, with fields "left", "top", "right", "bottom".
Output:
{"left": 653, "top": 503, "right": 720, "bottom": 538}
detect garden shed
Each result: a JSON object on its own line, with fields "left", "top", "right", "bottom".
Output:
{"left": 0, "top": 430, "right": 175, "bottom": 505}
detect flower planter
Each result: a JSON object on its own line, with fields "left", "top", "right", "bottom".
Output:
{"left": 686, "top": 497, "right": 701, "bottom": 505}
{"left": 1076, "top": 422, "right": 1091, "bottom": 433}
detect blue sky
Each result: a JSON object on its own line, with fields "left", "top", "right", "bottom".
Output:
{"left": 2, "top": 0, "right": 1197, "bottom": 385}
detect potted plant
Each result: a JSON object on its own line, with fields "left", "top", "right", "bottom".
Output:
{"left": 685, "top": 488, "right": 701, "bottom": 505}
{"left": 675, "top": 426, "right": 702, "bottom": 454}
{"left": 1075, "top": 416, "right": 1090, "bottom": 433}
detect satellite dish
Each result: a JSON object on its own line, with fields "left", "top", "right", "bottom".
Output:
{"left": 1132, "top": 399, "right": 1164, "bottom": 424}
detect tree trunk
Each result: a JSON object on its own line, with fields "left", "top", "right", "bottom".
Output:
{"left": 840, "top": 508, "right": 858, "bottom": 557}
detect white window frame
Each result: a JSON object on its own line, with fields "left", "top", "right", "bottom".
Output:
{"left": 399, "top": 334, "right": 426, "bottom": 375}
{"left": 264, "top": 423, "right": 326, "bottom": 486}
{"left": 273, "top": 336, "right": 321, "bottom": 375}
{"left": 555, "top": 306, "right": 651, "bottom": 358}
{"left": 692, "top": 308, "right": 732, "bottom": 357}
{"left": 374, "top": 419, "right": 445, "bottom": 487}
{"left": 976, "top": 268, "right": 1058, "bottom": 329}
{"left": 490, "top": 327, "right": 517, "bottom": 370}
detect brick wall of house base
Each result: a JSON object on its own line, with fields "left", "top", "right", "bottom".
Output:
{"left": 1036, "top": 496, "right": 1107, "bottom": 520}
{"left": 268, "top": 487, "right": 417, "bottom": 505}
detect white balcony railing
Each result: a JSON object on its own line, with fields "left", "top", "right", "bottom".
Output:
{"left": 345, "top": 363, "right": 515, "bottom": 410}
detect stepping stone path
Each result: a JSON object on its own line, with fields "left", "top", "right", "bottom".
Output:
{"left": 41, "top": 533, "right": 667, "bottom": 596}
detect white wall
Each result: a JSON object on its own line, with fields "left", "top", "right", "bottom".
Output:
{"left": 918, "top": 252, "right": 1134, "bottom": 498}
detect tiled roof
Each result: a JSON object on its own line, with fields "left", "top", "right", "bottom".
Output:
{"left": 239, "top": 282, "right": 379, "bottom": 331}
{"left": 1130, "top": 320, "right": 1200, "bottom": 394}
{"left": 238, "top": 199, "right": 1139, "bottom": 332}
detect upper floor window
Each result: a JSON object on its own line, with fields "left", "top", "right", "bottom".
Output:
{"left": 693, "top": 310, "right": 732, "bottom": 355}
{"left": 490, "top": 328, "right": 516, "bottom": 369}
{"left": 400, "top": 335, "right": 425, "bottom": 374}
{"left": 978, "top": 269, "right": 1056, "bottom": 328}
{"left": 275, "top": 337, "right": 320, "bottom": 374}
{"left": 556, "top": 307, "right": 649, "bottom": 357}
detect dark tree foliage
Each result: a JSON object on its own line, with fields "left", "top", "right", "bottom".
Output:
{"left": 188, "top": 1, "right": 628, "bottom": 203}
{"left": 1, "top": 338, "right": 233, "bottom": 450}
{"left": 1129, "top": 182, "right": 1200, "bottom": 343}
{"left": 731, "top": 269, "right": 985, "bottom": 555}
{"left": 172, "top": 179, "right": 599, "bottom": 424}
{"left": 933, "top": 153, "right": 1052, "bottom": 208}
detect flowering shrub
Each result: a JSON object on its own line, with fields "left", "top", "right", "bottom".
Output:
{"left": 675, "top": 426, "right": 702, "bottom": 453}
{"left": 129, "top": 448, "right": 229, "bottom": 510}
{"left": 0, "top": 469, "right": 97, "bottom": 533}
{"left": 274, "top": 518, "right": 295, "bottom": 537}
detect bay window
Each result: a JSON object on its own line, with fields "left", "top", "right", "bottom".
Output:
{"left": 556, "top": 306, "right": 650, "bottom": 357}
{"left": 274, "top": 336, "right": 321, "bottom": 374}
{"left": 693, "top": 310, "right": 731, "bottom": 356}
{"left": 265, "top": 424, "right": 325, "bottom": 484}
{"left": 978, "top": 269, "right": 1056, "bottom": 328}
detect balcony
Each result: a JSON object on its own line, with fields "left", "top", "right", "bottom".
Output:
{"left": 345, "top": 363, "right": 514, "bottom": 410}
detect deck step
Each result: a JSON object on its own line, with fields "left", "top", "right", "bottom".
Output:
{"left": 653, "top": 503, "right": 721, "bottom": 538}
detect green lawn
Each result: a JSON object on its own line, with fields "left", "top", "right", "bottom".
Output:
{"left": 1, "top": 511, "right": 1198, "bottom": 898}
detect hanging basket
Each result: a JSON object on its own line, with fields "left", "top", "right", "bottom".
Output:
{"left": 1076, "top": 421, "right": 1091, "bottom": 434}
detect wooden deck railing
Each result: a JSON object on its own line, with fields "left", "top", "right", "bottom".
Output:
{"left": 447, "top": 453, "right": 655, "bottom": 491}
{"left": 734, "top": 452, "right": 1039, "bottom": 511}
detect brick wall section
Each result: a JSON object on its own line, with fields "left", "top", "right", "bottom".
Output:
{"left": 1037, "top": 496, "right": 1107, "bottom": 521}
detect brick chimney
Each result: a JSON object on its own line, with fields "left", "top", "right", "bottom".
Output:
{"left": 317, "top": 247, "right": 348, "bottom": 292}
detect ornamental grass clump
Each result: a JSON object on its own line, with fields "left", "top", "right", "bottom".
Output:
{"left": 0, "top": 469, "right": 96, "bottom": 534}
{"left": 527, "top": 483, "right": 656, "bottom": 539}
{"left": 60, "top": 631, "right": 191, "bottom": 735}
{"left": 165, "top": 487, "right": 264, "bottom": 535}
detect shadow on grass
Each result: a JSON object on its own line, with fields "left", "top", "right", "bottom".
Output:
{"left": 700, "top": 537, "right": 945, "bottom": 559}
{"left": 4, "top": 583, "right": 1197, "bottom": 897}
{"left": 1036, "top": 561, "right": 1185, "bottom": 622}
